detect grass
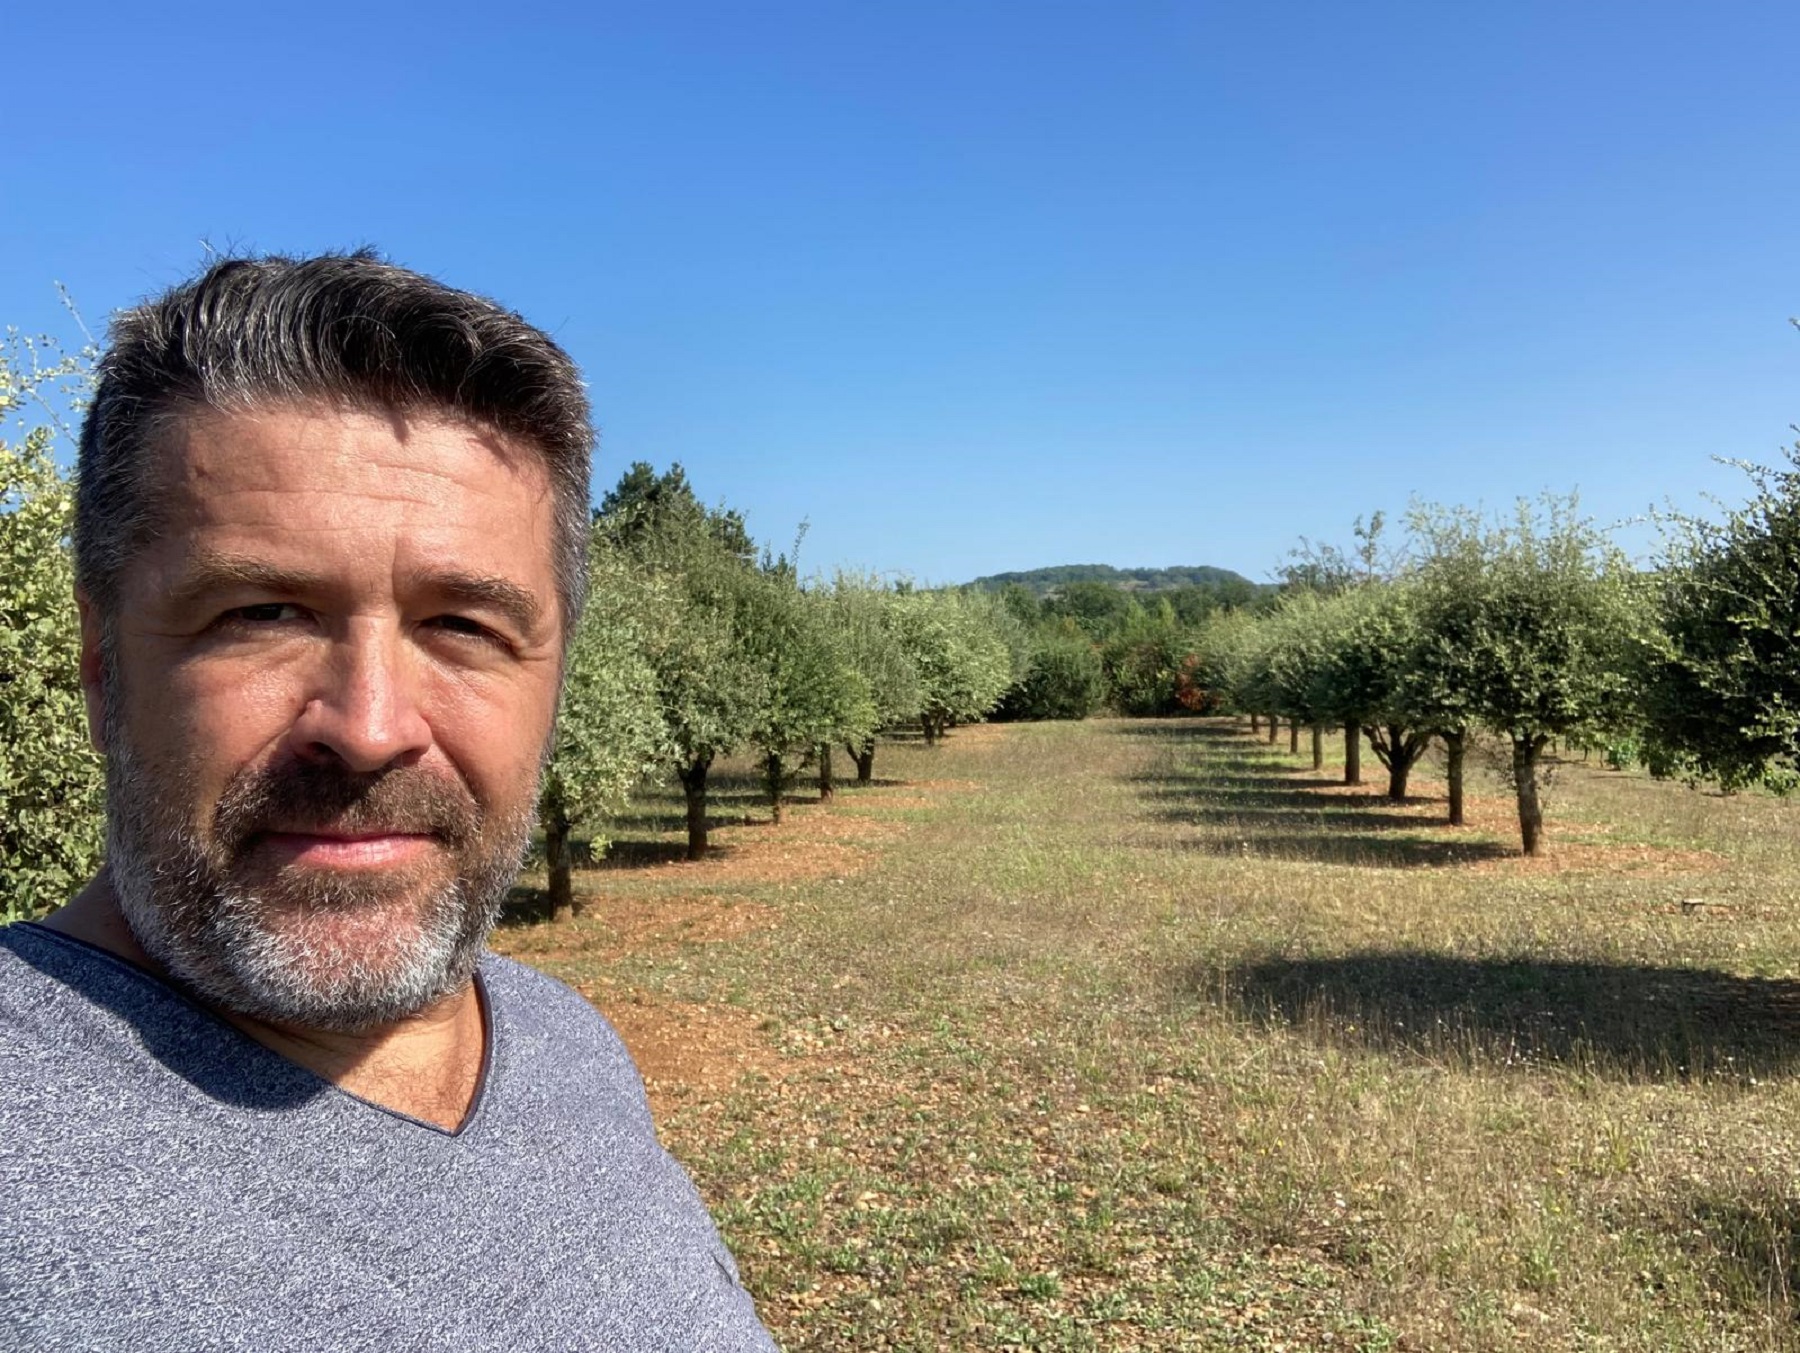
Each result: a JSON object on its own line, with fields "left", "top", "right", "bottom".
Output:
{"left": 493, "top": 717, "right": 1800, "bottom": 1350}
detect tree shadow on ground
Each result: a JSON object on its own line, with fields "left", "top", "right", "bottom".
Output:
{"left": 1107, "top": 718, "right": 1234, "bottom": 740}
{"left": 1140, "top": 776, "right": 1436, "bottom": 816}
{"left": 1149, "top": 803, "right": 1453, "bottom": 835}
{"left": 1129, "top": 734, "right": 1489, "bottom": 866}
{"left": 1165, "top": 829, "right": 1514, "bottom": 868}
{"left": 1205, "top": 951, "right": 1800, "bottom": 1080}
{"left": 592, "top": 839, "right": 712, "bottom": 869}
{"left": 1132, "top": 770, "right": 1312, "bottom": 797}
{"left": 1679, "top": 1191, "right": 1800, "bottom": 1318}
{"left": 498, "top": 885, "right": 556, "bottom": 927}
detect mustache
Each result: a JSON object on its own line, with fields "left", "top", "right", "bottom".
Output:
{"left": 211, "top": 760, "right": 481, "bottom": 853}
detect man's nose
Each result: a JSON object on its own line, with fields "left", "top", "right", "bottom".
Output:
{"left": 289, "top": 620, "right": 432, "bottom": 773}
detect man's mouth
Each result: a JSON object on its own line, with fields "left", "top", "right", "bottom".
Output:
{"left": 254, "top": 830, "right": 441, "bottom": 869}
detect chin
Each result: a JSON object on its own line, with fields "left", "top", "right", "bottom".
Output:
{"left": 214, "top": 877, "right": 501, "bottom": 1031}
{"left": 121, "top": 865, "right": 503, "bottom": 1033}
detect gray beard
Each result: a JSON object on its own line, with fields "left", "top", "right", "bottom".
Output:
{"left": 103, "top": 732, "right": 536, "bottom": 1036}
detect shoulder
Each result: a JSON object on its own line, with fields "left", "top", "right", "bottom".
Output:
{"left": 478, "top": 951, "right": 621, "bottom": 1042}
{"left": 0, "top": 924, "right": 127, "bottom": 1044}
{"left": 478, "top": 952, "right": 652, "bottom": 1113}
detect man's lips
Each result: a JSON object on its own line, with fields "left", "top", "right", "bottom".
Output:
{"left": 254, "top": 830, "right": 440, "bottom": 869}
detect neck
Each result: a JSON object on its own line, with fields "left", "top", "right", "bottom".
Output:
{"left": 42, "top": 872, "right": 488, "bottom": 1131}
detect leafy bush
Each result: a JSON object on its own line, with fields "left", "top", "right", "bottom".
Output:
{"left": 996, "top": 632, "right": 1105, "bottom": 721}
{"left": 1, "top": 333, "right": 103, "bottom": 920}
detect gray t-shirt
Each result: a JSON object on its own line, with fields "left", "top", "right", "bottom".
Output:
{"left": 0, "top": 923, "right": 779, "bottom": 1352}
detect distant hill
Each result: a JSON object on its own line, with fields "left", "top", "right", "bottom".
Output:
{"left": 967, "top": 563, "right": 1262, "bottom": 597}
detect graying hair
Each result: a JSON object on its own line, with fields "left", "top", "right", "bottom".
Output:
{"left": 75, "top": 251, "right": 593, "bottom": 630}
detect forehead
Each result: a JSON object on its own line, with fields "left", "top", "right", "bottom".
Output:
{"left": 135, "top": 403, "right": 559, "bottom": 595}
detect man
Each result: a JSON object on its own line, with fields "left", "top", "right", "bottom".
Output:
{"left": 0, "top": 253, "right": 780, "bottom": 1351}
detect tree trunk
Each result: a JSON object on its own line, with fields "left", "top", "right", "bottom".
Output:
{"left": 1288, "top": 719, "right": 1300, "bottom": 754}
{"left": 1344, "top": 722, "right": 1361, "bottom": 786}
{"left": 1311, "top": 724, "right": 1324, "bottom": 771}
{"left": 1364, "top": 723, "right": 1431, "bottom": 801}
{"left": 1387, "top": 742, "right": 1410, "bottom": 800}
{"left": 1445, "top": 730, "right": 1466, "bottom": 827}
{"left": 680, "top": 755, "right": 712, "bottom": 860}
{"left": 1250, "top": 713, "right": 1261, "bottom": 736}
{"left": 765, "top": 752, "right": 785, "bottom": 824}
{"left": 1513, "top": 735, "right": 1547, "bottom": 856}
{"left": 1267, "top": 715, "right": 1279, "bottom": 744}
{"left": 543, "top": 793, "right": 575, "bottom": 924}
{"left": 817, "top": 744, "right": 834, "bottom": 801}
{"left": 921, "top": 715, "right": 939, "bottom": 747}
{"left": 849, "top": 738, "right": 876, "bottom": 784}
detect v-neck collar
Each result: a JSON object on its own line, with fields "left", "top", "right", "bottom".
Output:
{"left": 13, "top": 922, "right": 498, "bottom": 1138}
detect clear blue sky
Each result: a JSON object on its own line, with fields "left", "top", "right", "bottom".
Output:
{"left": 8, "top": 2, "right": 1798, "bottom": 584}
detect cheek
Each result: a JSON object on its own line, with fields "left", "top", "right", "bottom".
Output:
{"left": 116, "top": 650, "right": 299, "bottom": 782}
{"left": 424, "top": 670, "right": 559, "bottom": 802}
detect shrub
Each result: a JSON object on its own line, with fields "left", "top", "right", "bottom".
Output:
{"left": 996, "top": 632, "right": 1106, "bottom": 721}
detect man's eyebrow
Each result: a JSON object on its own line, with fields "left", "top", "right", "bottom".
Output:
{"left": 162, "top": 552, "right": 546, "bottom": 634}
{"left": 163, "top": 552, "right": 330, "bottom": 611}
{"left": 421, "top": 570, "right": 546, "bottom": 634}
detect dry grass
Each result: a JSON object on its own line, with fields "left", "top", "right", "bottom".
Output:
{"left": 495, "top": 719, "right": 1800, "bottom": 1351}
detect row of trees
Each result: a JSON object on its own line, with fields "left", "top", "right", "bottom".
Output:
{"left": 1189, "top": 480, "right": 1800, "bottom": 857}
{"left": 550, "top": 462, "right": 1032, "bottom": 903}
{"left": 14, "top": 330, "right": 1800, "bottom": 903}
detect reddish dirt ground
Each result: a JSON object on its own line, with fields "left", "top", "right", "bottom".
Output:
{"left": 495, "top": 774, "right": 978, "bottom": 1113}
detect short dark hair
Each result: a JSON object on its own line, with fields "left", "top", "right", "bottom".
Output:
{"left": 76, "top": 251, "right": 593, "bottom": 628}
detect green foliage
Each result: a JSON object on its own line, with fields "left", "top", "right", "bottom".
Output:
{"left": 1640, "top": 452, "right": 1800, "bottom": 791}
{"left": 1100, "top": 603, "right": 1196, "bottom": 716}
{"left": 741, "top": 572, "right": 876, "bottom": 803}
{"left": 996, "top": 624, "right": 1106, "bottom": 722}
{"left": 1412, "top": 498, "right": 1646, "bottom": 747}
{"left": 994, "top": 582, "right": 1041, "bottom": 629}
{"left": 969, "top": 562, "right": 1262, "bottom": 597}
{"left": 890, "top": 590, "right": 1016, "bottom": 738}
{"left": 1309, "top": 584, "right": 1419, "bottom": 730}
{"left": 597, "top": 471, "right": 770, "bottom": 776}
{"left": 1187, "top": 608, "right": 1262, "bottom": 713}
{"left": 822, "top": 572, "right": 921, "bottom": 732}
{"left": 538, "top": 541, "right": 669, "bottom": 850}
{"left": 0, "top": 331, "right": 103, "bottom": 920}
{"left": 1397, "top": 510, "right": 1491, "bottom": 739}
{"left": 1041, "top": 580, "right": 1134, "bottom": 639}
{"left": 1237, "top": 591, "right": 1333, "bottom": 725}
{"left": 596, "top": 460, "right": 756, "bottom": 563}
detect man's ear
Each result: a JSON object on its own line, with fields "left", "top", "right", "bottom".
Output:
{"left": 76, "top": 590, "right": 107, "bottom": 755}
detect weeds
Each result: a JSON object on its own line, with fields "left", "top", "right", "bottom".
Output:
{"left": 497, "top": 717, "right": 1800, "bottom": 1350}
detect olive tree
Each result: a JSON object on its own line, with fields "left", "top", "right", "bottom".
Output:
{"left": 1414, "top": 497, "right": 1645, "bottom": 855}
{"left": 890, "top": 589, "right": 1016, "bottom": 745}
{"left": 0, "top": 331, "right": 103, "bottom": 921}
{"left": 741, "top": 569, "right": 874, "bottom": 821}
{"left": 1244, "top": 593, "right": 1336, "bottom": 771}
{"left": 1639, "top": 450, "right": 1800, "bottom": 791}
{"left": 595, "top": 467, "right": 766, "bottom": 860}
{"left": 1398, "top": 505, "right": 1493, "bottom": 825}
{"left": 820, "top": 573, "right": 919, "bottom": 788}
{"left": 1319, "top": 583, "right": 1435, "bottom": 800}
{"left": 536, "top": 543, "right": 668, "bottom": 922}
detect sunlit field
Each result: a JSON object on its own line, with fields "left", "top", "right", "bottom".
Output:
{"left": 495, "top": 716, "right": 1800, "bottom": 1351}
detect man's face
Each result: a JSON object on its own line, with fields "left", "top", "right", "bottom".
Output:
{"left": 85, "top": 404, "right": 565, "bottom": 1031}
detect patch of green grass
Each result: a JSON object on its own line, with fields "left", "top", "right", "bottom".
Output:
{"left": 514, "top": 718, "right": 1800, "bottom": 1350}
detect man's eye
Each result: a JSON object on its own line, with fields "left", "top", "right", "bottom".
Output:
{"left": 428, "top": 615, "right": 501, "bottom": 642}
{"left": 224, "top": 603, "right": 304, "bottom": 624}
